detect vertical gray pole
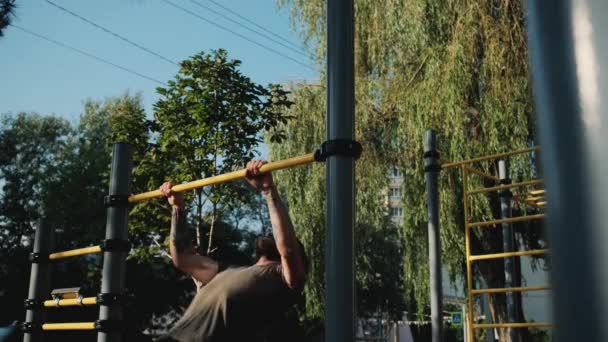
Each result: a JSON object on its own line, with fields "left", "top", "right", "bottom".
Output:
{"left": 424, "top": 130, "right": 443, "bottom": 342}
{"left": 326, "top": 0, "right": 355, "bottom": 341}
{"left": 98, "top": 143, "right": 132, "bottom": 342}
{"left": 24, "top": 219, "right": 53, "bottom": 342}
{"left": 498, "top": 160, "right": 517, "bottom": 341}
{"left": 526, "top": 0, "right": 608, "bottom": 341}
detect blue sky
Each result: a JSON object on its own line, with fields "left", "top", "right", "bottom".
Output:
{"left": 0, "top": 0, "right": 318, "bottom": 124}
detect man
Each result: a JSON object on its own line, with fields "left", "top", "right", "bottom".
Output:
{"left": 157, "top": 160, "right": 307, "bottom": 342}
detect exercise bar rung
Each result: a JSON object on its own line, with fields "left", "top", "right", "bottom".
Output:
{"left": 469, "top": 249, "right": 548, "bottom": 261}
{"left": 466, "top": 179, "right": 544, "bottom": 196}
{"left": 129, "top": 153, "right": 316, "bottom": 203}
{"left": 537, "top": 201, "right": 547, "bottom": 206}
{"left": 526, "top": 196, "right": 544, "bottom": 201}
{"left": 49, "top": 246, "right": 102, "bottom": 260}
{"left": 41, "top": 322, "right": 96, "bottom": 331}
{"left": 468, "top": 214, "right": 546, "bottom": 228}
{"left": 471, "top": 285, "right": 550, "bottom": 295}
{"left": 43, "top": 297, "right": 97, "bottom": 307}
{"left": 473, "top": 322, "right": 552, "bottom": 329}
{"left": 441, "top": 146, "right": 540, "bottom": 169}
{"left": 529, "top": 189, "right": 545, "bottom": 195}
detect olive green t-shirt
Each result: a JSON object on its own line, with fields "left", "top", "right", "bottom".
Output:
{"left": 166, "top": 262, "right": 298, "bottom": 342}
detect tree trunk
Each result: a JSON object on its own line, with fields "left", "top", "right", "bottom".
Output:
{"left": 196, "top": 188, "right": 204, "bottom": 255}
{"left": 207, "top": 200, "right": 217, "bottom": 255}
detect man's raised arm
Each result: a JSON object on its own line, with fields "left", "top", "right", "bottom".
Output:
{"left": 161, "top": 182, "right": 219, "bottom": 285}
{"left": 244, "top": 161, "right": 306, "bottom": 289}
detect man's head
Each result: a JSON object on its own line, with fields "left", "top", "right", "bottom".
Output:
{"left": 254, "top": 236, "right": 309, "bottom": 273}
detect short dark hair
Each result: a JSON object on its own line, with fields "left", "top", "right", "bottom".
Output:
{"left": 255, "top": 236, "right": 309, "bottom": 274}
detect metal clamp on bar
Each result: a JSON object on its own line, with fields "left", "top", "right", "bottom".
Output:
{"left": 95, "top": 319, "right": 125, "bottom": 332}
{"left": 24, "top": 298, "right": 44, "bottom": 310}
{"left": 20, "top": 322, "right": 42, "bottom": 332}
{"left": 96, "top": 292, "right": 132, "bottom": 306}
{"left": 104, "top": 194, "right": 130, "bottom": 208}
{"left": 29, "top": 252, "right": 49, "bottom": 264}
{"left": 314, "top": 139, "right": 363, "bottom": 162}
{"left": 100, "top": 238, "right": 131, "bottom": 253}
{"left": 423, "top": 151, "right": 442, "bottom": 172}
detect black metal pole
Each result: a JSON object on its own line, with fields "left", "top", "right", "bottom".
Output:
{"left": 325, "top": 0, "right": 355, "bottom": 341}
{"left": 98, "top": 143, "right": 132, "bottom": 342}
{"left": 526, "top": 0, "right": 608, "bottom": 341}
{"left": 424, "top": 130, "right": 443, "bottom": 342}
{"left": 24, "top": 219, "right": 53, "bottom": 342}
{"left": 498, "top": 160, "right": 518, "bottom": 341}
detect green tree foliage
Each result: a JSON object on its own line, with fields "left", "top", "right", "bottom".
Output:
{"left": 0, "top": 0, "right": 16, "bottom": 37}
{"left": 277, "top": 0, "right": 545, "bottom": 338}
{"left": 153, "top": 49, "right": 291, "bottom": 255}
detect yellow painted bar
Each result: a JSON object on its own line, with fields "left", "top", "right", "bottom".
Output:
{"left": 529, "top": 189, "right": 545, "bottom": 195}
{"left": 469, "top": 249, "right": 548, "bottom": 262}
{"left": 42, "top": 322, "right": 96, "bottom": 331}
{"left": 43, "top": 297, "right": 97, "bottom": 307}
{"left": 441, "top": 159, "right": 500, "bottom": 181}
{"left": 129, "top": 153, "right": 316, "bottom": 203}
{"left": 473, "top": 322, "right": 552, "bottom": 329}
{"left": 467, "top": 179, "right": 544, "bottom": 196}
{"left": 471, "top": 285, "right": 550, "bottom": 295}
{"left": 441, "top": 146, "right": 540, "bottom": 169}
{"left": 49, "top": 246, "right": 102, "bottom": 260}
{"left": 469, "top": 214, "right": 546, "bottom": 228}
{"left": 537, "top": 201, "right": 547, "bottom": 206}
{"left": 526, "top": 196, "right": 544, "bottom": 201}
{"left": 512, "top": 195, "right": 543, "bottom": 208}
{"left": 462, "top": 167, "right": 474, "bottom": 342}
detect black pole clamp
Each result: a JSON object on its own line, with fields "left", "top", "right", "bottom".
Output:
{"left": 20, "top": 322, "right": 42, "bottom": 332}
{"left": 423, "top": 150, "right": 442, "bottom": 172}
{"left": 314, "top": 139, "right": 363, "bottom": 162}
{"left": 24, "top": 298, "right": 44, "bottom": 310}
{"left": 95, "top": 319, "right": 126, "bottom": 332}
{"left": 104, "top": 194, "right": 130, "bottom": 208}
{"left": 29, "top": 252, "right": 49, "bottom": 264}
{"left": 100, "top": 239, "right": 131, "bottom": 253}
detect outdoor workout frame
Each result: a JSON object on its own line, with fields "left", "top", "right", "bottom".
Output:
{"left": 431, "top": 145, "right": 551, "bottom": 342}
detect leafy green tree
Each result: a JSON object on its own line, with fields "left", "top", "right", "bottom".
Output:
{"left": 277, "top": 1, "right": 544, "bottom": 340}
{"left": 153, "top": 49, "right": 291, "bottom": 255}
{"left": 0, "top": 0, "right": 16, "bottom": 37}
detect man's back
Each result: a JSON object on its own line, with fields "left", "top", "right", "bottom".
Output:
{"left": 166, "top": 262, "right": 297, "bottom": 342}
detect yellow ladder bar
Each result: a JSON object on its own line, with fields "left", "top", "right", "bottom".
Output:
{"left": 471, "top": 285, "right": 550, "bottom": 295}
{"left": 43, "top": 297, "right": 97, "bottom": 307}
{"left": 49, "top": 246, "right": 103, "bottom": 260}
{"left": 473, "top": 322, "right": 552, "bottom": 329}
{"left": 441, "top": 146, "right": 540, "bottom": 169}
{"left": 469, "top": 249, "right": 548, "bottom": 262}
{"left": 529, "top": 189, "right": 545, "bottom": 195}
{"left": 467, "top": 179, "right": 544, "bottom": 196}
{"left": 462, "top": 166, "right": 475, "bottom": 342}
{"left": 469, "top": 214, "right": 546, "bottom": 228}
{"left": 129, "top": 153, "right": 316, "bottom": 203}
{"left": 42, "top": 322, "right": 96, "bottom": 330}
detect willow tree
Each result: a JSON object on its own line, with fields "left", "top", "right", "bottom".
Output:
{"left": 274, "top": 0, "right": 544, "bottom": 340}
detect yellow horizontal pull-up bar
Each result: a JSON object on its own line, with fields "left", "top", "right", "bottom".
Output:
{"left": 529, "top": 189, "right": 545, "bottom": 196}
{"left": 129, "top": 153, "right": 316, "bottom": 203}
{"left": 467, "top": 179, "right": 544, "bottom": 196}
{"left": 42, "top": 322, "right": 96, "bottom": 331}
{"left": 468, "top": 214, "right": 546, "bottom": 228}
{"left": 49, "top": 246, "right": 102, "bottom": 260}
{"left": 471, "top": 285, "right": 550, "bottom": 295}
{"left": 469, "top": 249, "right": 548, "bottom": 261}
{"left": 441, "top": 146, "right": 540, "bottom": 169}
{"left": 43, "top": 297, "right": 97, "bottom": 307}
{"left": 473, "top": 322, "right": 552, "bottom": 329}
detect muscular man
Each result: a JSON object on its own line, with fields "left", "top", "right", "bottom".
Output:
{"left": 157, "top": 160, "right": 307, "bottom": 342}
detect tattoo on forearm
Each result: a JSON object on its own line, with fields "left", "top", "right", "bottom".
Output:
{"left": 171, "top": 207, "right": 192, "bottom": 253}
